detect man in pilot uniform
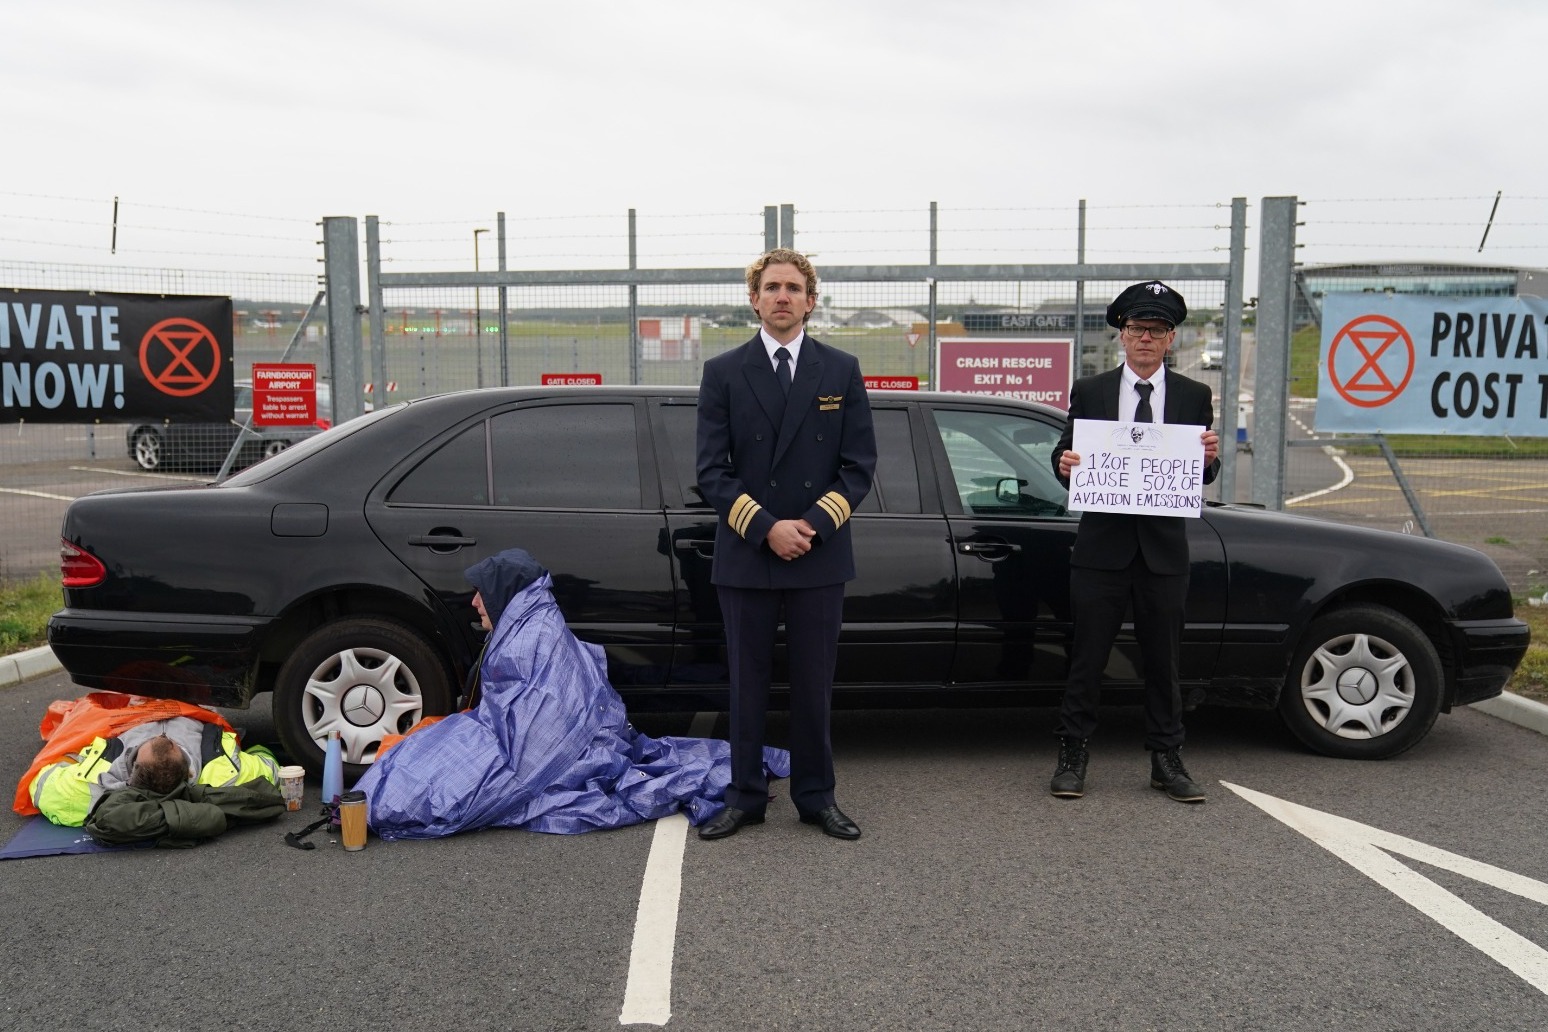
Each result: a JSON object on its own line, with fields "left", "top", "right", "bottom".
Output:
{"left": 1049, "top": 280, "right": 1221, "bottom": 803}
{"left": 695, "top": 248, "right": 876, "bottom": 841}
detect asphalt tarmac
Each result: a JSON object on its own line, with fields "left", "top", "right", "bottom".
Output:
{"left": 2, "top": 668, "right": 1547, "bottom": 1032}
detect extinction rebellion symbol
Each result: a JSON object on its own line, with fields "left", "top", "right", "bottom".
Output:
{"left": 1326, "top": 313, "right": 1416, "bottom": 409}
{"left": 138, "top": 317, "right": 222, "bottom": 397}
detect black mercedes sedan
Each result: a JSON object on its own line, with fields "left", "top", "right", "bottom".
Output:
{"left": 49, "top": 387, "right": 1529, "bottom": 775}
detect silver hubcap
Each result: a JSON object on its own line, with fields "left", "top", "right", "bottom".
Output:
{"left": 1298, "top": 631, "right": 1414, "bottom": 740}
{"left": 301, "top": 644, "right": 426, "bottom": 764}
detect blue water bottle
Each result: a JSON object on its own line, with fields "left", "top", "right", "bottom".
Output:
{"left": 321, "top": 730, "right": 344, "bottom": 816}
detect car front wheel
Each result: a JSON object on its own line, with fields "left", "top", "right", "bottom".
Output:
{"left": 1277, "top": 604, "right": 1443, "bottom": 760}
{"left": 261, "top": 439, "right": 290, "bottom": 460}
{"left": 273, "top": 617, "right": 453, "bottom": 778}
{"left": 131, "top": 428, "right": 163, "bottom": 471}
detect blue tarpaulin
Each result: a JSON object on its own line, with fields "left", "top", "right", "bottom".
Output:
{"left": 355, "top": 549, "right": 788, "bottom": 840}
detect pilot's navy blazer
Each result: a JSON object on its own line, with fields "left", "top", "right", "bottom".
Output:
{"left": 1052, "top": 365, "right": 1220, "bottom": 575}
{"left": 696, "top": 334, "right": 877, "bottom": 588}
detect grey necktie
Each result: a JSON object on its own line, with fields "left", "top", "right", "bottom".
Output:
{"left": 1134, "top": 381, "right": 1154, "bottom": 423}
{"left": 774, "top": 347, "right": 792, "bottom": 394}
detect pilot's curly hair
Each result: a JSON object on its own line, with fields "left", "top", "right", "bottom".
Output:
{"left": 744, "top": 248, "right": 819, "bottom": 299}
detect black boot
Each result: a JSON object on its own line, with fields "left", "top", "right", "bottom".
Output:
{"left": 1050, "top": 736, "right": 1089, "bottom": 798}
{"left": 1150, "top": 748, "right": 1205, "bottom": 803}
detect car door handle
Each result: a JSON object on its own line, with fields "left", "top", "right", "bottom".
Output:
{"left": 407, "top": 532, "right": 477, "bottom": 548}
{"left": 674, "top": 539, "right": 715, "bottom": 557}
{"left": 958, "top": 540, "right": 1021, "bottom": 559}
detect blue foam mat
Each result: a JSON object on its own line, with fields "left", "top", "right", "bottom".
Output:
{"left": 0, "top": 816, "right": 147, "bottom": 859}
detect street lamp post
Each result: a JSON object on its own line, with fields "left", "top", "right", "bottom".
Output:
{"left": 473, "top": 227, "right": 489, "bottom": 389}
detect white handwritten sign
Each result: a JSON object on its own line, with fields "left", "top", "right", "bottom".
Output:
{"left": 1068, "top": 418, "right": 1206, "bottom": 517}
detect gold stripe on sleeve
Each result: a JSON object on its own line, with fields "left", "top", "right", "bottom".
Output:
{"left": 817, "top": 491, "right": 851, "bottom": 529}
{"left": 816, "top": 495, "right": 842, "bottom": 527}
{"left": 729, "top": 494, "right": 762, "bottom": 538}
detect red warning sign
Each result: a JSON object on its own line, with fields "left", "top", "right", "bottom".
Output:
{"left": 864, "top": 375, "right": 919, "bottom": 390}
{"left": 541, "top": 373, "right": 602, "bottom": 386}
{"left": 252, "top": 363, "right": 318, "bottom": 426}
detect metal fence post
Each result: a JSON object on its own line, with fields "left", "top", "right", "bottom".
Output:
{"left": 780, "top": 204, "right": 794, "bottom": 250}
{"left": 764, "top": 206, "right": 778, "bottom": 252}
{"left": 1075, "top": 199, "right": 1086, "bottom": 373}
{"left": 1251, "top": 196, "right": 1299, "bottom": 509}
{"left": 365, "top": 215, "right": 386, "bottom": 410}
{"left": 322, "top": 216, "right": 365, "bottom": 422}
{"left": 628, "top": 208, "right": 639, "bottom": 386}
{"left": 497, "top": 211, "right": 509, "bottom": 387}
{"left": 1218, "top": 197, "right": 1247, "bottom": 502}
{"left": 928, "top": 201, "right": 938, "bottom": 382}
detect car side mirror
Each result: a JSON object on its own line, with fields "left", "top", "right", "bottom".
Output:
{"left": 996, "top": 477, "right": 1026, "bottom": 503}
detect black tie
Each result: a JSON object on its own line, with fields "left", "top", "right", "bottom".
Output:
{"left": 1134, "top": 381, "right": 1154, "bottom": 423}
{"left": 774, "top": 347, "right": 792, "bottom": 394}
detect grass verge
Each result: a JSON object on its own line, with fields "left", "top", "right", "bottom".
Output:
{"left": 1, "top": 572, "right": 61, "bottom": 655}
{"left": 1510, "top": 601, "right": 1548, "bottom": 705}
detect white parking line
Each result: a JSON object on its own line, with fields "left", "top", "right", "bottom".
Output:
{"left": 69, "top": 465, "right": 202, "bottom": 481}
{"left": 1285, "top": 446, "right": 1355, "bottom": 505}
{"left": 1225, "top": 782, "right": 1548, "bottom": 994}
{"left": 618, "top": 710, "right": 720, "bottom": 1026}
{"left": 0, "top": 487, "right": 74, "bottom": 501}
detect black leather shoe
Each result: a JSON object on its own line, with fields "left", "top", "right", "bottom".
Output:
{"left": 1150, "top": 748, "right": 1205, "bottom": 803}
{"left": 698, "top": 806, "right": 765, "bottom": 840}
{"left": 799, "top": 805, "right": 861, "bottom": 840}
{"left": 1050, "top": 736, "right": 1089, "bottom": 799}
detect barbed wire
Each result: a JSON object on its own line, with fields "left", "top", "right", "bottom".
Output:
{"left": 0, "top": 212, "right": 317, "bottom": 243}
{"left": 0, "top": 190, "right": 314, "bottom": 224}
{"left": 1302, "top": 242, "right": 1546, "bottom": 250}
{"left": 0, "top": 235, "right": 316, "bottom": 261}
{"left": 1309, "top": 220, "right": 1548, "bottom": 227}
{"left": 1305, "top": 195, "right": 1548, "bottom": 204}
{"left": 386, "top": 211, "right": 761, "bottom": 227}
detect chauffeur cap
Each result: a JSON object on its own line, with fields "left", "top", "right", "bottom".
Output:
{"left": 1106, "top": 280, "right": 1187, "bottom": 329}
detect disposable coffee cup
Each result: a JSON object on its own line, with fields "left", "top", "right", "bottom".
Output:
{"left": 339, "top": 790, "right": 368, "bottom": 851}
{"left": 278, "top": 765, "right": 306, "bottom": 812}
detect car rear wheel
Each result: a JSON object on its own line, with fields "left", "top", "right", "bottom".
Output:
{"left": 261, "top": 439, "right": 290, "bottom": 460}
{"left": 273, "top": 617, "right": 453, "bottom": 779}
{"left": 1277, "top": 604, "right": 1443, "bottom": 760}
{"left": 131, "top": 428, "right": 163, "bottom": 471}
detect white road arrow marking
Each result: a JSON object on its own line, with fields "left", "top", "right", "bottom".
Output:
{"left": 1224, "top": 782, "right": 1548, "bottom": 994}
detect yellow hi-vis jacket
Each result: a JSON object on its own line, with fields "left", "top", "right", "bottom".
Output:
{"left": 29, "top": 718, "right": 278, "bottom": 827}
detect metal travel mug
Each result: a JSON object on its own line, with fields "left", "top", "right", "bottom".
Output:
{"left": 338, "top": 790, "right": 368, "bottom": 851}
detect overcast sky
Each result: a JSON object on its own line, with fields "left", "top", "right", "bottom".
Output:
{"left": 2, "top": 0, "right": 1543, "bottom": 292}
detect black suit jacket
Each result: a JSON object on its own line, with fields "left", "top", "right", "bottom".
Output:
{"left": 1051, "top": 366, "right": 1220, "bottom": 575}
{"left": 696, "top": 334, "right": 877, "bottom": 589}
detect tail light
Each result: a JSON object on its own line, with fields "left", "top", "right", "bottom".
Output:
{"left": 315, "top": 418, "right": 332, "bottom": 430}
{"left": 60, "top": 539, "right": 106, "bottom": 588}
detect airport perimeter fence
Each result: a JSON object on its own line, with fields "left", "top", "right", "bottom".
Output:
{"left": 1279, "top": 244, "right": 1548, "bottom": 598}
{"left": 5, "top": 194, "right": 1548, "bottom": 598}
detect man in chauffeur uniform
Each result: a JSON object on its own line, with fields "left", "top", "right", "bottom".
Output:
{"left": 1049, "top": 280, "right": 1221, "bottom": 803}
{"left": 695, "top": 248, "right": 876, "bottom": 841}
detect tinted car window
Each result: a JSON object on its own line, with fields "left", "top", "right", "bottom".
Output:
{"left": 933, "top": 408, "right": 1068, "bottom": 516}
{"left": 490, "top": 404, "right": 641, "bottom": 509}
{"left": 389, "top": 423, "right": 490, "bottom": 505}
{"left": 857, "top": 408, "right": 920, "bottom": 514}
